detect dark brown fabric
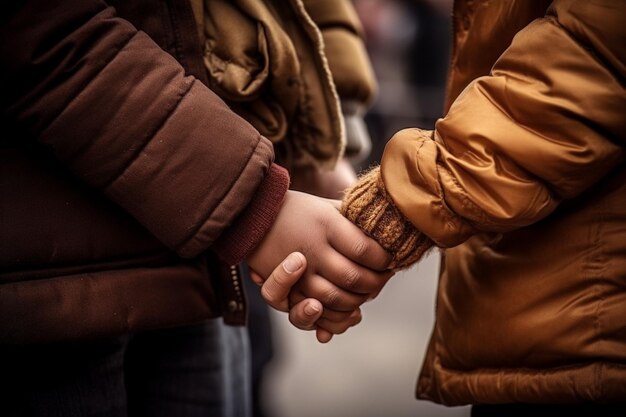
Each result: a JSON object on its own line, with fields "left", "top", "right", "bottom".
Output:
{"left": 0, "top": 0, "right": 288, "bottom": 342}
{"left": 0, "top": 261, "right": 217, "bottom": 344}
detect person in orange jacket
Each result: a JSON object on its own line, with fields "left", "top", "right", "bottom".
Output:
{"left": 267, "top": 0, "right": 626, "bottom": 414}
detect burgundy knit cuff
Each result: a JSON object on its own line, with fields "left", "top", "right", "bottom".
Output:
{"left": 212, "top": 164, "right": 290, "bottom": 265}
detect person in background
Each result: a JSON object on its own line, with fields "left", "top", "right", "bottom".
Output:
{"left": 269, "top": 0, "right": 626, "bottom": 414}
{"left": 352, "top": 0, "right": 452, "bottom": 170}
{"left": 0, "top": 0, "right": 391, "bottom": 416}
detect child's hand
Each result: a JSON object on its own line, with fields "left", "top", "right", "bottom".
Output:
{"left": 247, "top": 190, "right": 392, "bottom": 287}
{"left": 247, "top": 190, "right": 393, "bottom": 341}
{"left": 250, "top": 252, "right": 325, "bottom": 331}
{"left": 251, "top": 251, "right": 367, "bottom": 343}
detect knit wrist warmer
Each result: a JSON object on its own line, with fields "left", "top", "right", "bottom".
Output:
{"left": 340, "top": 166, "right": 434, "bottom": 270}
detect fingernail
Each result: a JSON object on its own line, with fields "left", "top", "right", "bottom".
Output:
{"left": 282, "top": 254, "right": 302, "bottom": 274}
{"left": 304, "top": 302, "right": 320, "bottom": 316}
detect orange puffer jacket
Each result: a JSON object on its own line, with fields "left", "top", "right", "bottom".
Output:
{"left": 380, "top": 0, "right": 625, "bottom": 404}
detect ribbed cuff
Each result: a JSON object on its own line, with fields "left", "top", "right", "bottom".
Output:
{"left": 341, "top": 166, "right": 434, "bottom": 270}
{"left": 212, "top": 164, "right": 290, "bottom": 265}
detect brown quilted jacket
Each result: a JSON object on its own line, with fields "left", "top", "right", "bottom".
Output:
{"left": 0, "top": 0, "right": 373, "bottom": 344}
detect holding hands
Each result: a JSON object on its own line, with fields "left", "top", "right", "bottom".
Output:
{"left": 247, "top": 190, "right": 394, "bottom": 342}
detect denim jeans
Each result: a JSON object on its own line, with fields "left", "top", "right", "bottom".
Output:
{"left": 2, "top": 319, "right": 251, "bottom": 417}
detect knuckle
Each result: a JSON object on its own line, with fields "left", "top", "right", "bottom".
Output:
{"left": 352, "top": 239, "right": 369, "bottom": 259}
{"left": 289, "top": 314, "right": 313, "bottom": 331}
{"left": 260, "top": 284, "right": 277, "bottom": 305}
{"left": 324, "top": 289, "right": 340, "bottom": 308}
{"left": 343, "top": 267, "right": 361, "bottom": 290}
{"left": 272, "top": 269, "right": 290, "bottom": 287}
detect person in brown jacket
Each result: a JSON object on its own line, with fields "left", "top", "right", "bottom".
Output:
{"left": 191, "top": 1, "right": 383, "bottom": 414}
{"left": 269, "top": 0, "right": 626, "bottom": 414}
{"left": 0, "top": 0, "right": 391, "bottom": 416}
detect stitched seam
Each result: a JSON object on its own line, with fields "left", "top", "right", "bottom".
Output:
{"left": 545, "top": 13, "right": 625, "bottom": 87}
{"left": 591, "top": 199, "right": 608, "bottom": 400}
{"left": 167, "top": 0, "right": 187, "bottom": 71}
{"left": 41, "top": 30, "right": 135, "bottom": 137}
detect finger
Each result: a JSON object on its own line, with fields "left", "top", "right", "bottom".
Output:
{"left": 289, "top": 291, "right": 355, "bottom": 322}
{"left": 261, "top": 252, "right": 306, "bottom": 312}
{"left": 288, "top": 299, "right": 323, "bottom": 330}
{"left": 316, "top": 249, "right": 394, "bottom": 294}
{"left": 295, "top": 274, "right": 369, "bottom": 311}
{"left": 316, "top": 309, "right": 362, "bottom": 334}
{"left": 319, "top": 308, "right": 355, "bottom": 323}
{"left": 327, "top": 215, "right": 393, "bottom": 271}
{"left": 249, "top": 270, "right": 265, "bottom": 286}
{"left": 316, "top": 327, "right": 334, "bottom": 343}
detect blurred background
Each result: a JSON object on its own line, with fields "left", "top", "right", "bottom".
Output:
{"left": 252, "top": 1, "right": 470, "bottom": 415}
{"left": 264, "top": 255, "right": 470, "bottom": 417}
{"left": 355, "top": 0, "right": 452, "bottom": 170}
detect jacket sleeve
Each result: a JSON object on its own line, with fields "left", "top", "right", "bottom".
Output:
{"left": 379, "top": 0, "right": 626, "bottom": 248}
{"left": 1, "top": 0, "right": 288, "bottom": 260}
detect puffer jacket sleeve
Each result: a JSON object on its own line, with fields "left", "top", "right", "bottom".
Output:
{"left": 0, "top": 0, "right": 288, "bottom": 260}
{"left": 378, "top": 0, "right": 625, "bottom": 248}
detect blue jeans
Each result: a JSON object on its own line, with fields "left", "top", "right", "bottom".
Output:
{"left": 3, "top": 319, "right": 251, "bottom": 417}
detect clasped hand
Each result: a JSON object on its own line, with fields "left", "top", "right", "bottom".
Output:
{"left": 247, "top": 190, "right": 394, "bottom": 342}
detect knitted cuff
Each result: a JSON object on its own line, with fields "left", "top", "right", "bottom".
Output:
{"left": 341, "top": 166, "right": 434, "bottom": 270}
{"left": 212, "top": 163, "right": 290, "bottom": 265}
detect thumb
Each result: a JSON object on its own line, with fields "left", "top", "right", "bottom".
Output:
{"left": 260, "top": 252, "right": 306, "bottom": 312}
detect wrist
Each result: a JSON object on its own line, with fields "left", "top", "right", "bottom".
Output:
{"left": 341, "top": 166, "right": 434, "bottom": 269}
